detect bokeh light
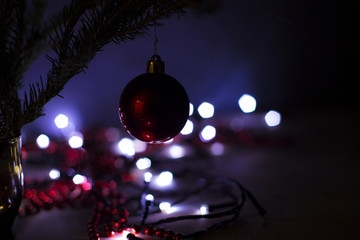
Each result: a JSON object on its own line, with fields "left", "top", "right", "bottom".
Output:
{"left": 156, "top": 171, "right": 173, "bottom": 187}
{"left": 68, "top": 132, "right": 83, "bottom": 149}
{"left": 189, "top": 103, "right": 194, "bottom": 116}
{"left": 54, "top": 114, "right": 69, "bottom": 129}
{"left": 136, "top": 157, "right": 151, "bottom": 170}
{"left": 159, "top": 201, "right": 171, "bottom": 212}
{"left": 49, "top": 169, "right": 60, "bottom": 180}
{"left": 36, "top": 134, "right": 50, "bottom": 149}
{"left": 197, "top": 102, "right": 214, "bottom": 119}
{"left": 265, "top": 110, "right": 281, "bottom": 127}
{"left": 180, "top": 119, "right": 194, "bottom": 135}
{"left": 72, "top": 174, "right": 87, "bottom": 184}
{"left": 145, "top": 194, "right": 154, "bottom": 202}
{"left": 238, "top": 94, "right": 256, "bottom": 113}
{"left": 199, "top": 125, "right": 216, "bottom": 142}
{"left": 168, "top": 145, "right": 185, "bottom": 159}
{"left": 143, "top": 172, "right": 153, "bottom": 183}
{"left": 210, "top": 142, "right": 224, "bottom": 155}
{"left": 118, "top": 138, "right": 135, "bottom": 157}
{"left": 200, "top": 204, "right": 209, "bottom": 215}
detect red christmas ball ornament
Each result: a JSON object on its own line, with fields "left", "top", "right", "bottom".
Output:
{"left": 119, "top": 55, "right": 189, "bottom": 143}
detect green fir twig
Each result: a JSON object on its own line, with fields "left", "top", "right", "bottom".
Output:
{"left": 0, "top": 0, "right": 217, "bottom": 140}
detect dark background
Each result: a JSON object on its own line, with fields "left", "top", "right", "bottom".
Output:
{"left": 13, "top": 1, "right": 359, "bottom": 239}
{"left": 22, "top": 0, "right": 355, "bottom": 135}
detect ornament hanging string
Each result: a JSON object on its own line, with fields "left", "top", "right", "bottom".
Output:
{"left": 153, "top": 23, "right": 158, "bottom": 54}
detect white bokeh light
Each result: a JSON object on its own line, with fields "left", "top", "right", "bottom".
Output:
{"left": 68, "top": 132, "right": 83, "bottom": 149}
{"left": 54, "top": 114, "right": 69, "bottom": 129}
{"left": 156, "top": 171, "right": 173, "bottom": 187}
{"left": 72, "top": 174, "right": 87, "bottom": 184}
{"left": 180, "top": 120, "right": 194, "bottom": 135}
{"left": 197, "top": 102, "right": 214, "bottom": 119}
{"left": 199, "top": 125, "right": 216, "bottom": 142}
{"left": 36, "top": 134, "right": 50, "bottom": 149}
{"left": 118, "top": 138, "right": 135, "bottom": 157}
{"left": 265, "top": 110, "right": 281, "bottom": 127}
{"left": 168, "top": 145, "right": 185, "bottom": 159}
{"left": 210, "top": 142, "right": 224, "bottom": 156}
{"left": 144, "top": 172, "right": 153, "bottom": 183}
{"left": 49, "top": 169, "right": 60, "bottom": 180}
{"left": 136, "top": 157, "right": 151, "bottom": 170}
{"left": 189, "top": 103, "right": 194, "bottom": 116}
{"left": 238, "top": 94, "right": 257, "bottom": 113}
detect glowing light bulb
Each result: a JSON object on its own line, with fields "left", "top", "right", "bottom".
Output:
{"left": 238, "top": 94, "right": 257, "bottom": 113}
{"left": 159, "top": 202, "right": 171, "bottom": 212}
{"left": 72, "top": 174, "right": 87, "bottom": 184}
{"left": 199, "top": 125, "right": 216, "bottom": 142}
{"left": 180, "top": 120, "right": 194, "bottom": 135}
{"left": 118, "top": 138, "right": 135, "bottom": 157}
{"left": 49, "top": 169, "right": 60, "bottom": 180}
{"left": 68, "top": 132, "right": 83, "bottom": 149}
{"left": 136, "top": 157, "right": 151, "bottom": 170}
{"left": 189, "top": 103, "right": 194, "bottom": 116}
{"left": 210, "top": 142, "right": 224, "bottom": 156}
{"left": 144, "top": 172, "right": 153, "bottom": 183}
{"left": 36, "top": 134, "right": 50, "bottom": 149}
{"left": 145, "top": 194, "right": 154, "bottom": 202}
{"left": 168, "top": 144, "right": 185, "bottom": 159}
{"left": 200, "top": 204, "right": 209, "bottom": 215}
{"left": 54, "top": 114, "right": 69, "bottom": 129}
{"left": 265, "top": 110, "right": 281, "bottom": 127}
{"left": 156, "top": 171, "right": 173, "bottom": 187}
{"left": 197, "top": 102, "right": 214, "bottom": 119}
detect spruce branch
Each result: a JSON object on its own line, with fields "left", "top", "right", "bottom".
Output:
{"left": 0, "top": 0, "right": 218, "bottom": 140}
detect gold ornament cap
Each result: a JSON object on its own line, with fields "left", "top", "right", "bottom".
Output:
{"left": 146, "top": 54, "right": 165, "bottom": 73}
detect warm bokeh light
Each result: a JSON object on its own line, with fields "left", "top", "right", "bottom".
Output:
{"left": 136, "top": 157, "right": 151, "bottom": 170}
{"left": 265, "top": 110, "right": 281, "bottom": 127}
{"left": 54, "top": 114, "right": 69, "bottom": 129}
{"left": 156, "top": 171, "right": 173, "bottom": 187}
{"left": 118, "top": 138, "right": 135, "bottom": 157}
{"left": 238, "top": 94, "right": 256, "bottom": 113}
{"left": 197, "top": 102, "right": 214, "bottom": 119}
{"left": 180, "top": 119, "right": 194, "bottom": 135}
{"left": 199, "top": 125, "right": 216, "bottom": 142}
{"left": 36, "top": 134, "right": 50, "bottom": 149}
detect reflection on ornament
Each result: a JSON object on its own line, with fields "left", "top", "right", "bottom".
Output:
{"left": 119, "top": 55, "right": 189, "bottom": 143}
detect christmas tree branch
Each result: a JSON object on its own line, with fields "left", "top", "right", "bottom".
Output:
{"left": 0, "top": 0, "right": 217, "bottom": 139}
{"left": 0, "top": 0, "right": 61, "bottom": 139}
{"left": 17, "top": 0, "right": 202, "bottom": 129}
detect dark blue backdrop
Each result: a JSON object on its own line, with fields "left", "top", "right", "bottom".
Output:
{"left": 21, "top": 0, "right": 354, "bottom": 136}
